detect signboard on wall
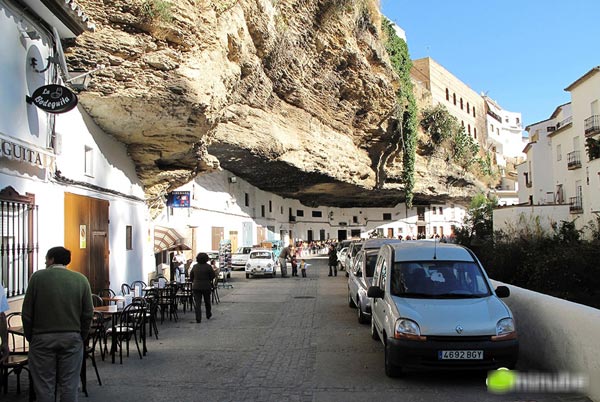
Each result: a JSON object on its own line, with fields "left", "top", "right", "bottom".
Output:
{"left": 79, "top": 225, "right": 87, "bottom": 249}
{"left": 28, "top": 84, "right": 78, "bottom": 114}
{"left": 167, "top": 191, "right": 190, "bottom": 208}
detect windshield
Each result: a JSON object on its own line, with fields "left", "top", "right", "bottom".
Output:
{"left": 390, "top": 261, "right": 491, "bottom": 298}
{"left": 250, "top": 252, "right": 272, "bottom": 259}
{"left": 351, "top": 243, "right": 363, "bottom": 257}
{"left": 365, "top": 254, "right": 378, "bottom": 277}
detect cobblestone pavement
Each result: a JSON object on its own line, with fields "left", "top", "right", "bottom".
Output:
{"left": 3, "top": 257, "right": 593, "bottom": 402}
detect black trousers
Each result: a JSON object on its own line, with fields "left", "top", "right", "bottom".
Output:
{"left": 193, "top": 289, "right": 212, "bottom": 322}
{"left": 292, "top": 264, "right": 298, "bottom": 276}
{"left": 301, "top": 268, "right": 306, "bottom": 277}
{"left": 329, "top": 264, "right": 337, "bottom": 276}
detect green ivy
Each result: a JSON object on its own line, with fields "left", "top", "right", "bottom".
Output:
{"left": 382, "top": 18, "right": 418, "bottom": 208}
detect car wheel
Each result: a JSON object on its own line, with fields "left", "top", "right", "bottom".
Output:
{"left": 348, "top": 288, "right": 356, "bottom": 308}
{"left": 246, "top": 273, "right": 250, "bottom": 279}
{"left": 357, "top": 299, "right": 368, "bottom": 324}
{"left": 385, "top": 340, "right": 402, "bottom": 378}
{"left": 371, "top": 318, "right": 380, "bottom": 341}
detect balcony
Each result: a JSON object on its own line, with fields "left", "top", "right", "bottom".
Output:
{"left": 567, "top": 150, "right": 582, "bottom": 169}
{"left": 569, "top": 196, "right": 583, "bottom": 214}
{"left": 584, "top": 115, "right": 600, "bottom": 137}
{"left": 289, "top": 216, "right": 296, "bottom": 223}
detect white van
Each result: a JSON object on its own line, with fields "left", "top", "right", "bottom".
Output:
{"left": 368, "top": 241, "right": 518, "bottom": 376}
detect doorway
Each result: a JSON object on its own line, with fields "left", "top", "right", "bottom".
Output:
{"left": 64, "top": 193, "right": 109, "bottom": 293}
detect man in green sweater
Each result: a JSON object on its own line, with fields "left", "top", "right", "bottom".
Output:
{"left": 22, "top": 246, "right": 93, "bottom": 402}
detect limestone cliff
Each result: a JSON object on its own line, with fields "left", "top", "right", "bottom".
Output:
{"left": 66, "top": 0, "right": 484, "bottom": 211}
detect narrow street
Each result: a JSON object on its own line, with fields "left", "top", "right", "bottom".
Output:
{"left": 3, "top": 257, "right": 592, "bottom": 402}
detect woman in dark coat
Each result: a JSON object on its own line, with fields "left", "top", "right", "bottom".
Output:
{"left": 327, "top": 245, "right": 338, "bottom": 277}
{"left": 189, "top": 252, "right": 216, "bottom": 323}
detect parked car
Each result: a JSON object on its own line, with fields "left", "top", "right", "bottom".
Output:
{"left": 231, "top": 246, "right": 253, "bottom": 270}
{"left": 347, "top": 248, "right": 379, "bottom": 324}
{"left": 344, "top": 240, "right": 363, "bottom": 276}
{"left": 245, "top": 249, "right": 278, "bottom": 278}
{"left": 368, "top": 241, "right": 518, "bottom": 377}
{"left": 337, "top": 247, "right": 349, "bottom": 271}
{"left": 348, "top": 238, "right": 401, "bottom": 324}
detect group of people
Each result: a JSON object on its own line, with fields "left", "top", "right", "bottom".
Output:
{"left": 277, "top": 245, "right": 310, "bottom": 277}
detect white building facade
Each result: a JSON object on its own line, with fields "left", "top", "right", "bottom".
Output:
{"left": 1, "top": 0, "right": 152, "bottom": 310}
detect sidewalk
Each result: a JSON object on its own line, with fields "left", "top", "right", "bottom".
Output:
{"left": 3, "top": 257, "right": 593, "bottom": 402}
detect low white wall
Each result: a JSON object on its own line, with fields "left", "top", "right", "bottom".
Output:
{"left": 493, "top": 280, "right": 600, "bottom": 401}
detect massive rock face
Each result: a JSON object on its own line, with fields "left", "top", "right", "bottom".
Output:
{"left": 67, "top": 0, "right": 483, "bottom": 209}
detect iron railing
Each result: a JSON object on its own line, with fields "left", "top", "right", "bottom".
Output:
{"left": 584, "top": 115, "right": 600, "bottom": 136}
{"left": 1, "top": 200, "right": 38, "bottom": 297}
{"left": 567, "top": 150, "right": 582, "bottom": 169}
{"left": 569, "top": 196, "right": 583, "bottom": 214}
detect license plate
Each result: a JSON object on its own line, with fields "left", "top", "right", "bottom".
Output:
{"left": 438, "top": 350, "right": 483, "bottom": 360}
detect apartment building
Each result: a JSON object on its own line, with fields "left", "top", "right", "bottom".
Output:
{"left": 496, "top": 67, "right": 600, "bottom": 236}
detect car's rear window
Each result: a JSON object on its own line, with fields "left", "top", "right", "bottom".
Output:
{"left": 390, "top": 261, "right": 491, "bottom": 298}
{"left": 250, "top": 252, "right": 272, "bottom": 259}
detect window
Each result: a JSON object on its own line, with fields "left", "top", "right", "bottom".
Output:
{"left": 1, "top": 187, "right": 38, "bottom": 298}
{"left": 557, "top": 144, "right": 562, "bottom": 161}
{"left": 473, "top": 107, "right": 476, "bottom": 117}
{"left": 296, "top": 210, "right": 304, "bottom": 217}
{"left": 383, "top": 213, "right": 392, "bottom": 220}
{"left": 474, "top": 128, "right": 477, "bottom": 138}
{"left": 432, "top": 207, "right": 437, "bottom": 215}
{"left": 468, "top": 124, "right": 471, "bottom": 135}
{"left": 280, "top": 206, "right": 283, "bottom": 214}
{"left": 244, "top": 193, "right": 249, "bottom": 207}
{"left": 261, "top": 205, "right": 265, "bottom": 217}
{"left": 84, "top": 146, "right": 94, "bottom": 177}
{"left": 433, "top": 226, "right": 437, "bottom": 234}
{"left": 352, "top": 216, "right": 358, "bottom": 223}
{"left": 439, "top": 207, "right": 443, "bottom": 215}
{"left": 312, "top": 211, "right": 322, "bottom": 218}
{"left": 126, "top": 226, "right": 133, "bottom": 250}
{"left": 445, "top": 88, "right": 449, "bottom": 101}
{"left": 269, "top": 200, "right": 272, "bottom": 213}
{"left": 467, "top": 102, "right": 470, "bottom": 113}
{"left": 516, "top": 117, "right": 520, "bottom": 124}
{"left": 453, "top": 93, "right": 456, "bottom": 105}
{"left": 461, "top": 120, "right": 464, "bottom": 127}
{"left": 491, "top": 124, "right": 494, "bottom": 132}
{"left": 460, "top": 98, "right": 463, "bottom": 110}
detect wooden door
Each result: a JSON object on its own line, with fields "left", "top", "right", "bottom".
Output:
{"left": 211, "top": 227, "right": 224, "bottom": 251}
{"left": 64, "top": 193, "right": 109, "bottom": 293}
{"left": 229, "top": 231, "right": 238, "bottom": 251}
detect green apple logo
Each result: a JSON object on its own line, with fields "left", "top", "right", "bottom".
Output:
{"left": 487, "top": 368, "right": 516, "bottom": 394}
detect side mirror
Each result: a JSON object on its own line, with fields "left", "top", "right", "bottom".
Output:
{"left": 367, "top": 286, "right": 384, "bottom": 299}
{"left": 495, "top": 285, "right": 510, "bottom": 298}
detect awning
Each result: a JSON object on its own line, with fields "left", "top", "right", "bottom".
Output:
{"left": 154, "top": 226, "right": 191, "bottom": 253}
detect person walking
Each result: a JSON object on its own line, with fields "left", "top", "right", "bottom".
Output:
{"left": 189, "top": 252, "right": 216, "bottom": 323}
{"left": 22, "top": 246, "right": 94, "bottom": 402}
{"left": 327, "top": 244, "right": 338, "bottom": 277}
{"left": 278, "top": 245, "right": 292, "bottom": 278}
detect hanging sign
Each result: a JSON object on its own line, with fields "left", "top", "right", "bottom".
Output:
{"left": 167, "top": 191, "right": 190, "bottom": 208}
{"left": 29, "top": 84, "right": 78, "bottom": 114}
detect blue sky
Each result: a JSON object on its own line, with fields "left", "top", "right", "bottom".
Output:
{"left": 381, "top": 0, "right": 600, "bottom": 126}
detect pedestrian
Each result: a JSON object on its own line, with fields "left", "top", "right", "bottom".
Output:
{"left": 189, "top": 252, "right": 216, "bottom": 323}
{"left": 278, "top": 244, "right": 292, "bottom": 278}
{"left": 1, "top": 281, "right": 9, "bottom": 363}
{"left": 300, "top": 259, "right": 310, "bottom": 277}
{"left": 327, "top": 244, "right": 338, "bottom": 277}
{"left": 22, "top": 246, "right": 94, "bottom": 402}
{"left": 172, "top": 247, "right": 186, "bottom": 283}
{"left": 291, "top": 255, "right": 298, "bottom": 277}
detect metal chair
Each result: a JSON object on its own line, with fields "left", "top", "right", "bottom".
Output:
{"left": 80, "top": 312, "right": 104, "bottom": 396}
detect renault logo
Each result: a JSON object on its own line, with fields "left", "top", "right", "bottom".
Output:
{"left": 455, "top": 325, "right": 464, "bottom": 334}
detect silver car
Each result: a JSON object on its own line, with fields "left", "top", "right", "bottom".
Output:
{"left": 368, "top": 242, "right": 518, "bottom": 376}
{"left": 347, "top": 248, "right": 379, "bottom": 324}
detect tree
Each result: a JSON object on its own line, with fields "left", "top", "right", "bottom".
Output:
{"left": 454, "top": 193, "right": 497, "bottom": 247}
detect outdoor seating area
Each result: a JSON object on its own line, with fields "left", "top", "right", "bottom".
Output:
{"left": 1, "top": 274, "right": 231, "bottom": 399}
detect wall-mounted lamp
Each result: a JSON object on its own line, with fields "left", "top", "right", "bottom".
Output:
{"left": 67, "top": 70, "right": 94, "bottom": 90}
{"left": 228, "top": 176, "right": 237, "bottom": 183}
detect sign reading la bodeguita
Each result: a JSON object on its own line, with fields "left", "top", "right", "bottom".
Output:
{"left": 29, "top": 84, "right": 78, "bottom": 113}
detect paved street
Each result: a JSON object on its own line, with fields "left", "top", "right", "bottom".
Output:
{"left": 3, "top": 257, "right": 592, "bottom": 402}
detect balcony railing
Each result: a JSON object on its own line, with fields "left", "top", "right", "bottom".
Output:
{"left": 584, "top": 115, "right": 600, "bottom": 137}
{"left": 569, "top": 196, "right": 583, "bottom": 214}
{"left": 557, "top": 116, "right": 572, "bottom": 129}
{"left": 567, "top": 150, "right": 582, "bottom": 169}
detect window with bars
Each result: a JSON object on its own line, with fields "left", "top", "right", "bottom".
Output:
{"left": 1, "top": 187, "right": 38, "bottom": 298}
